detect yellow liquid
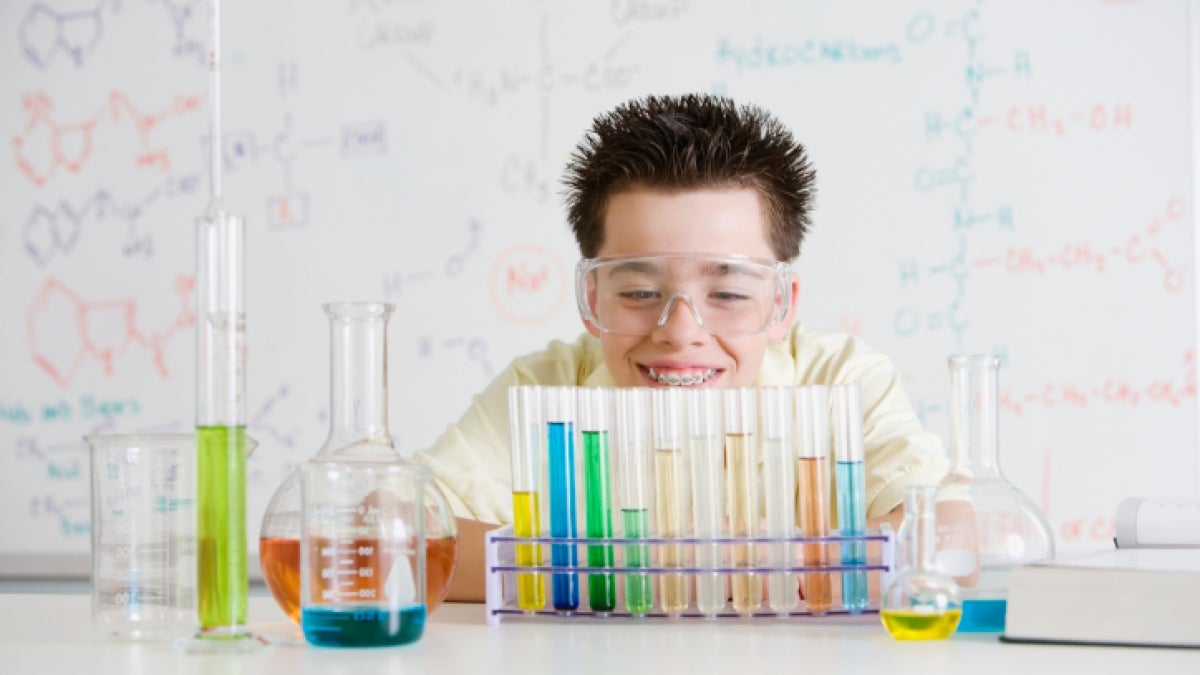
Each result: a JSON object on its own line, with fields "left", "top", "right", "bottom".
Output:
{"left": 655, "top": 448, "right": 689, "bottom": 614}
{"left": 512, "top": 491, "right": 545, "bottom": 610}
{"left": 796, "top": 457, "right": 832, "bottom": 615}
{"left": 726, "top": 433, "right": 761, "bottom": 613}
{"left": 880, "top": 609, "right": 963, "bottom": 640}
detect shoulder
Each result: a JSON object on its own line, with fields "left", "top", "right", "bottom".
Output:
{"left": 772, "top": 324, "right": 898, "bottom": 385}
{"left": 507, "top": 333, "right": 605, "bottom": 385}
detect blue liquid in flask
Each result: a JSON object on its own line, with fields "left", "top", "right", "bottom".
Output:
{"left": 302, "top": 604, "right": 426, "bottom": 648}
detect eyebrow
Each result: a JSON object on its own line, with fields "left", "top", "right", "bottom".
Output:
{"left": 699, "top": 261, "right": 770, "bottom": 279}
{"left": 602, "top": 258, "right": 771, "bottom": 279}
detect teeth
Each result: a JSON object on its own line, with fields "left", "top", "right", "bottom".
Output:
{"left": 646, "top": 367, "right": 718, "bottom": 387}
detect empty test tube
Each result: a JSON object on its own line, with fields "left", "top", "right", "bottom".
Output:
{"left": 760, "top": 386, "right": 798, "bottom": 614}
{"left": 686, "top": 388, "right": 726, "bottom": 616}
{"left": 614, "top": 388, "right": 654, "bottom": 615}
{"left": 795, "top": 385, "right": 832, "bottom": 615}
{"left": 578, "top": 387, "right": 615, "bottom": 613}
{"left": 832, "top": 383, "right": 869, "bottom": 614}
{"left": 508, "top": 386, "right": 544, "bottom": 611}
{"left": 724, "top": 387, "right": 761, "bottom": 615}
{"left": 546, "top": 386, "right": 579, "bottom": 611}
{"left": 651, "top": 388, "right": 690, "bottom": 615}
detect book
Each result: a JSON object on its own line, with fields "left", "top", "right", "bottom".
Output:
{"left": 1002, "top": 548, "right": 1200, "bottom": 648}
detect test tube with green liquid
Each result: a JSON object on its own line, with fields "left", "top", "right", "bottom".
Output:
{"left": 578, "top": 388, "right": 615, "bottom": 613}
{"left": 614, "top": 388, "right": 654, "bottom": 615}
{"left": 686, "top": 389, "right": 726, "bottom": 616}
{"left": 760, "top": 386, "right": 798, "bottom": 614}
{"left": 651, "top": 388, "right": 690, "bottom": 615}
{"left": 724, "top": 388, "right": 761, "bottom": 614}
{"left": 508, "top": 386, "right": 545, "bottom": 611}
{"left": 796, "top": 385, "right": 833, "bottom": 615}
{"left": 832, "top": 383, "right": 869, "bottom": 614}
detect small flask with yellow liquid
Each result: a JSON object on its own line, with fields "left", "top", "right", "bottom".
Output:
{"left": 881, "top": 486, "right": 962, "bottom": 640}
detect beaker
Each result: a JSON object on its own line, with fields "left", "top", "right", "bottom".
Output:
{"left": 87, "top": 433, "right": 197, "bottom": 640}
{"left": 881, "top": 486, "right": 962, "bottom": 640}
{"left": 935, "top": 355, "right": 1054, "bottom": 632}
{"left": 300, "top": 459, "right": 428, "bottom": 647}
{"left": 259, "top": 302, "right": 457, "bottom": 624}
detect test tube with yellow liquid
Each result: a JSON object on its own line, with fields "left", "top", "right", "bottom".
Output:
{"left": 686, "top": 389, "right": 726, "bottom": 616}
{"left": 724, "top": 388, "right": 761, "bottom": 614}
{"left": 651, "top": 388, "right": 690, "bottom": 615}
{"left": 759, "top": 387, "right": 798, "bottom": 614}
{"left": 614, "top": 388, "right": 654, "bottom": 615}
{"left": 508, "top": 386, "right": 545, "bottom": 611}
{"left": 796, "top": 386, "right": 833, "bottom": 615}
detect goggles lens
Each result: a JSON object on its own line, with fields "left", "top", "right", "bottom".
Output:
{"left": 576, "top": 254, "right": 791, "bottom": 337}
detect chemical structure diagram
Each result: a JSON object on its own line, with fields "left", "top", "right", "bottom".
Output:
{"left": 12, "top": 89, "right": 205, "bottom": 187}
{"left": 20, "top": 172, "right": 202, "bottom": 266}
{"left": 17, "top": 0, "right": 207, "bottom": 70}
{"left": 380, "top": 218, "right": 482, "bottom": 299}
{"left": 25, "top": 275, "right": 195, "bottom": 388}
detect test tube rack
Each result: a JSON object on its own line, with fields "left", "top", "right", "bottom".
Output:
{"left": 484, "top": 524, "right": 895, "bottom": 624}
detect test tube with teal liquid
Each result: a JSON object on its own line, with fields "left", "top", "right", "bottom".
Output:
{"left": 508, "top": 386, "right": 545, "bottom": 611}
{"left": 578, "top": 388, "right": 615, "bottom": 613}
{"left": 832, "top": 383, "right": 869, "bottom": 614}
{"left": 614, "top": 388, "right": 654, "bottom": 616}
{"left": 546, "top": 386, "right": 579, "bottom": 611}
{"left": 796, "top": 386, "right": 832, "bottom": 615}
{"left": 686, "top": 388, "right": 726, "bottom": 616}
{"left": 760, "top": 386, "right": 798, "bottom": 614}
{"left": 651, "top": 388, "right": 691, "bottom": 615}
{"left": 724, "top": 387, "right": 761, "bottom": 614}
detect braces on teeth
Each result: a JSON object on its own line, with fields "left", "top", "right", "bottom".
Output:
{"left": 646, "top": 367, "right": 717, "bottom": 386}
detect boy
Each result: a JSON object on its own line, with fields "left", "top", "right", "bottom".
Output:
{"left": 415, "top": 94, "right": 949, "bottom": 600}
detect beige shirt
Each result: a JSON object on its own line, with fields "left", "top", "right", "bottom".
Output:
{"left": 414, "top": 324, "right": 948, "bottom": 523}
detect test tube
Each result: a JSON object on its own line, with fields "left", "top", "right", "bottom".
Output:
{"left": 546, "top": 386, "right": 579, "bottom": 611}
{"left": 578, "top": 387, "right": 615, "bottom": 613}
{"left": 724, "top": 387, "right": 761, "bottom": 614}
{"left": 759, "top": 386, "right": 798, "bottom": 614}
{"left": 832, "top": 383, "right": 869, "bottom": 614}
{"left": 651, "top": 388, "right": 690, "bottom": 615}
{"left": 614, "top": 388, "right": 654, "bottom": 615}
{"left": 508, "top": 386, "right": 545, "bottom": 611}
{"left": 795, "top": 385, "right": 832, "bottom": 615}
{"left": 686, "top": 388, "right": 726, "bottom": 616}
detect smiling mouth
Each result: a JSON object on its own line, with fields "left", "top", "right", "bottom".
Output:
{"left": 642, "top": 366, "right": 720, "bottom": 387}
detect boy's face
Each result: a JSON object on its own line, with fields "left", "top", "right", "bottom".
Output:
{"left": 583, "top": 187, "right": 798, "bottom": 388}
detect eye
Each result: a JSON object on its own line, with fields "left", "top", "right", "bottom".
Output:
{"left": 710, "top": 290, "right": 751, "bottom": 304}
{"left": 617, "top": 290, "right": 661, "bottom": 304}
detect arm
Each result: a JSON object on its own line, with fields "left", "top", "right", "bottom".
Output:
{"left": 444, "top": 517, "right": 500, "bottom": 603}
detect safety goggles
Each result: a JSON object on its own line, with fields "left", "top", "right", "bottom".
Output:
{"left": 575, "top": 253, "right": 792, "bottom": 338}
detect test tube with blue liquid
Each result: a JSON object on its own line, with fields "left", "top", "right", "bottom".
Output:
{"left": 578, "top": 388, "right": 615, "bottom": 613}
{"left": 686, "top": 388, "right": 726, "bottom": 616}
{"left": 832, "top": 383, "right": 869, "bottom": 614}
{"left": 508, "top": 386, "right": 545, "bottom": 611}
{"left": 614, "top": 388, "right": 654, "bottom": 616}
{"left": 724, "top": 387, "right": 761, "bottom": 614}
{"left": 795, "top": 386, "right": 832, "bottom": 615}
{"left": 651, "top": 388, "right": 690, "bottom": 615}
{"left": 759, "top": 387, "right": 798, "bottom": 614}
{"left": 546, "top": 386, "right": 579, "bottom": 611}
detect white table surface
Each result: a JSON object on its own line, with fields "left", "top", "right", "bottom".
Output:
{"left": 0, "top": 593, "right": 1195, "bottom": 674}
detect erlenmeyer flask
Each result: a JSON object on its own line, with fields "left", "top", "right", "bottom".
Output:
{"left": 935, "top": 354, "right": 1054, "bottom": 632}
{"left": 258, "top": 302, "right": 457, "bottom": 624}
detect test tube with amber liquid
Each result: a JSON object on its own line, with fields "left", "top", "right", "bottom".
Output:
{"left": 614, "top": 388, "right": 654, "bottom": 615}
{"left": 760, "top": 386, "right": 798, "bottom": 614}
{"left": 651, "top": 388, "right": 690, "bottom": 615}
{"left": 686, "top": 388, "right": 726, "bottom": 615}
{"left": 724, "top": 387, "right": 761, "bottom": 614}
{"left": 796, "top": 385, "right": 832, "bottom": 615}
{"left": 508, "top": 386, "right": 544, "bottom": 610}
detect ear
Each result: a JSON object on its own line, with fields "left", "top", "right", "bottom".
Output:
{"left": 767, "top": 272, "right": 800, "bottom": 341}
{"left": 581, "top": 284, "right": 604, "bottom": 337}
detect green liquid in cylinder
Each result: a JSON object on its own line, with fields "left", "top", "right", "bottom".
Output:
{"left": 583, "top": 431, "right": 615, "bottom": 612}
{"left": 196, "top": 425, "right": 248, "bottom": 633}
{"left": 621, "top": 508, "right": 653, "bottom": 615}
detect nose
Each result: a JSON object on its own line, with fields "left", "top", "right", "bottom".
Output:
{"left": 651, "top": 293, "right": 707, "bottom": 345}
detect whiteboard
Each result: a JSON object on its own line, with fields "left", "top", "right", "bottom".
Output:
{"left": 1, "top": 0, "right": 1196, "bottom": 573}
